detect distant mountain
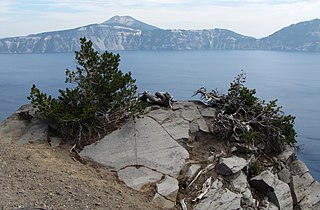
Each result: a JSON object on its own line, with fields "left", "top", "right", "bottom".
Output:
{"left": 0, "top": 16, "right": 319, "bottom": 53}
{"left": 259, "top": 19, "right": 320, "bottom": 51}
{"left": 103, "top": 15, "right": 160, "bottom": 31}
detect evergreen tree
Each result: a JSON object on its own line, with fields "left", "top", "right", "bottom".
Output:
{"left": 28, "top": 37, "right": 139, "bottom": 146}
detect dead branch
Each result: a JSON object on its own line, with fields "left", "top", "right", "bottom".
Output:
{"left": 140, "top": 91, "right": 175, "bottom": 108}
{"left": 192, "top": 177, "right": 212, "bottom": 202}
{"left": 193, "top": 76, "right": 293, "bottom": 154}
{"left": 179, "top": 198, "right": 188, "bottom": 210}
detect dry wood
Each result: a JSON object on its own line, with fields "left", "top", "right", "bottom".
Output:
{"left": 192, "top": 177, "right": 212, "bottom": 202}
{"left": 140, "top": 91, "right": 174, "bottom": 108}
{"left": 179, "top": 198, "right": 188, "bottom": 210}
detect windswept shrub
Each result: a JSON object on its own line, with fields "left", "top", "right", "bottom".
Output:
{"left": 28, "top": 38, "right": 140, "bottom": 146}
{"left": 194, "top": 71, "right": 297, "bottom": 154}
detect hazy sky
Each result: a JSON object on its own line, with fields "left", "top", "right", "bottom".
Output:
{"left": 1, "top": 0, "right": 319, "bottom": 38}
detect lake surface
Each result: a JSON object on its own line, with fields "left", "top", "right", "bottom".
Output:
{"left": 0, "top": 50, "right": 319, "bottom": 180}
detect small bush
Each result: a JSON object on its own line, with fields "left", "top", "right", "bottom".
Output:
{"left": 28, "top": 38, "right": 140, "bottom": 146}
{"left": 249, "top": 161, "right": 262, "bottom": 177}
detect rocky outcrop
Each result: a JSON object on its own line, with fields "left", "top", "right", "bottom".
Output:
{"left": 80, "top": 101, "right": 212, "bottom": 209}
{"left": 290, "top": 160, "right": 320, "bottom": 210}
{"left": 250, "top": 170, "right": 293, "bottom": 209}
{"left": 0, "top": 104, "right": 61, "bottom": 146}
{"left": 1, "top": 101, "right": 319, "bottom": 209}
{"left": 216, "top": 156, "right": 248, "bottom": 176}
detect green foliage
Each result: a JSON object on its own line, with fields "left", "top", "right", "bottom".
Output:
{"left": 249, "top": 161, "right": 262, "bottom": 177}
{"left": 240, "top": 131, "right": 261, "bottom": 143}
{"left": 28, "top": 37, "right": 140, "bottom": 146}
{"left": 197, "top": 70, "right": 297, "bottom": 154}
{"left": 229, "top": 72, "right": 297, "bottom": 147}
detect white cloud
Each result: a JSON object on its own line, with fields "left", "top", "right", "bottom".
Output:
{"left": 0, "top": 0, "right": 319, "bottom": 38}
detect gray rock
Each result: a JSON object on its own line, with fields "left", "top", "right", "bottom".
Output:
{"left": 194, "top": 118, "right": 209, "bottom": 133}
{"left": 117, "top": 166, "right": 163, "bottom": 191}
{"left": 152, "top": 193, "right": 175, "bottom": 209}
{"left": 0, "top": 114, "right": 28, "bottom": 143}
{"left": 277, "top": 144, "right": 295, "bottom": 165}
{"left": 195, "top": 179, "right": 242, "bottom": 210}
{"left": 162, "top": 118, "right": 190, "bottom": 140}
{"left": 173, "top": 101, "right": 203, "bottom": 122}
{"left": 290, "top": 159, "right": 309, "bottom": 176}
{"left": 277, "top": 168, "right": 291, "bottom": 184}
{"left": 216, "top": 156, "right": 248, "bottom": 176}
{"left": 49, "top": 136, "right": 62, "bottom": 147}
{"left": 152, "top": 175, "right": 179, "bottom": 209}
{"left": 155, "top": 175, "right": 179, "bottom": 202}
{"left": 0, "top": 110, "right": 50, "bottom": 144}
{"left": 298, "top": 181, "right": 320, "bottom": 210}
{"left": 185, "top": 164, "right": 202, "bottom": 182}
{"left": 250, "top": 170, "right": 293, "bottom": 209}
{"left": 232, "top": 171, "right": 248, "bottom": 193}
{"left": 17, "top": 118, "right": 48, "bottom": 144}
{"left": 80, "top": 116, "right": 189, "bottom": 177}
{"left": 242, "top": 188, "right": 255, "bottom": 207}
{"left": 146, "top": 108, "right": 175, "bottom": 124}
{"left": 291, "top": 174, "right": 320, "bottom": 210}
{"left": 189, "top": 121, "right": 200, "bottom": 134}
{"left": 199, "top": 107, "right": 216, "bottom": 118}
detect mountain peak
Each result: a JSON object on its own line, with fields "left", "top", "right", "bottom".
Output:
{"left": 103, "top": 15, "right": 160, "bottom": 30}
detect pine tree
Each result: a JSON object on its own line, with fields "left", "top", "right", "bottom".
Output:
{"left": 28, "top": 37, "right": 139, "bottom": 146}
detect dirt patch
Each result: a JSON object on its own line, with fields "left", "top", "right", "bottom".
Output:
{"left": 0, "top": 142, "right": 161, "bottom": 210}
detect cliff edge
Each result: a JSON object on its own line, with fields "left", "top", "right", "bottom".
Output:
{"left": 1, "top": 101, "right": 319, "bottom": 209}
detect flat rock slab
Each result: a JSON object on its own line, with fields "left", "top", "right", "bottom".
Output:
{"left": 118, "top": 166, "right": 163, "bottom": 192}
{"left": 80, "top": 116, "right": 189, "bottom": 177}
{"left": 155, "top": 175, "right": 179, "bottom": 202}
{"left": 216, "top": 156, "right": 248, "bottom": 176}
{"left": 162, "top": 118, "right": 190, "bottom": 140}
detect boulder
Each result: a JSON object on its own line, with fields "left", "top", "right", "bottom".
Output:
{"left": 80, "top": 116, "right": 189, "bottom": 177}
{"left": 277, "top": 167, "right": 291, "bottom": 184}
{"left": 17, "top": 118, "right": 49, "bottom": 144}
{"left": 249, "top": 170, "right": 293, "bottom": 209}
{"left": 216, "top": 156, "right": 248, "bottom": 176}
{"left": 277, "top": 144, "right": 295, "bottom": 165}
{"left": 0, "top": 107, "right": 51, "bottom": 144}
{"left": 0, "top": 113, "right": 29, "bottom": 143}
{"left": 152, "top": 193, "right": 175, "bottom": 209}
{"left": 291, "top": 174, "right": 320, "bottom": 210}
{"left": 152, "top": 175, "right": 179, "bottom": 209}
{"left": 290, "top": 160, "right": 309, "bottom": 176}
{"left": 297, "top": 181, "right": 320, "bottom": 210}
{"left": 232, "top": 171, "right": 248, "bottom": 193}
{"left": 155, "top": 175, "right": 179, "bottom": 202}
{"left": 117, "top": 166, "right": 163, "bottom": 191}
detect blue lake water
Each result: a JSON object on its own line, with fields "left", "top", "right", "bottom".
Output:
{"left": 0, "top": 50, "right": 319, "bottom": 180}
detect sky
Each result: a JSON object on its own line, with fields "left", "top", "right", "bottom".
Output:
{"left": 0, "top": 0, "right": 319, "bottom": 39}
